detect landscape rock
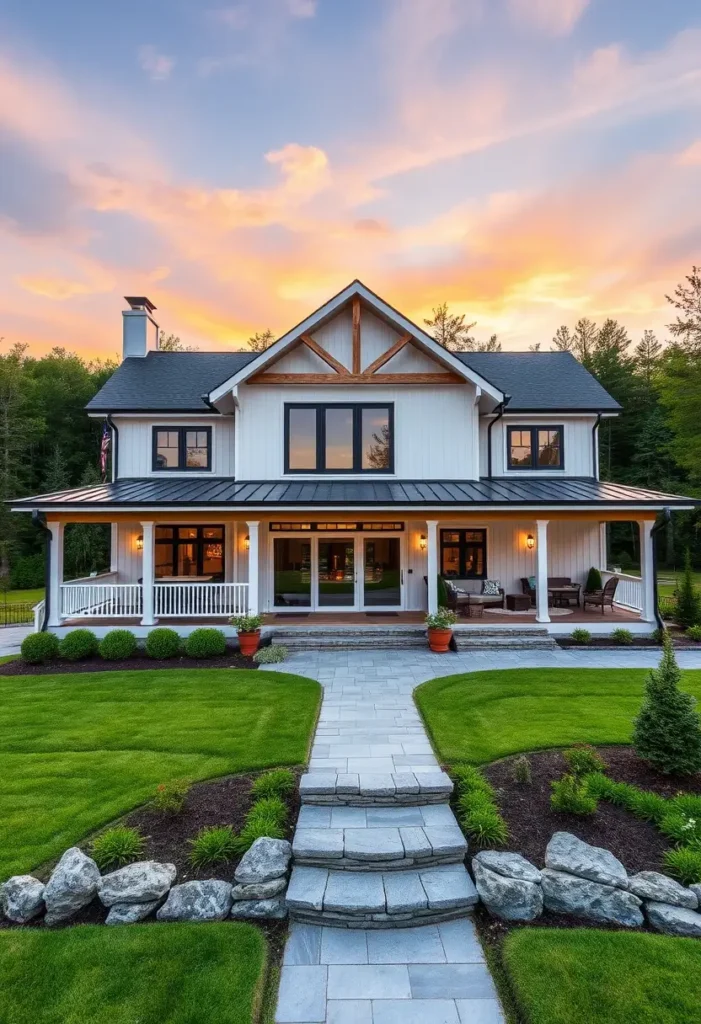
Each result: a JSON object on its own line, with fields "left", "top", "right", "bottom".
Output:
{"left": 646, "top": 901, "right": 701, "bottom": 938}
{"left": 230, "top": 898, "right": 288, "bottom": 920}
{"left": 98, "top": 861, "right": 177, "bottom": 906}
{"left": 105, "top": 900, "right": 162, "bottom": 925}
{"left": 628, "top": 871, "right": 698, "bottom": 910}
{"left": 473, "top": 860, "right": 543, "bottom": 921}
{"left": 474, "top": 851, "right": 541, "bottom": 884}
{"left": 44, "top": 847, "right": 101, "bottom": 925}
{"left": 545, "top": 832, "right": 628, "bottom": 888}
{"left": 689, "top": 883, "right": 701, "bottom": 904}
{"left": 231, "top": 877, "right": 287, "bottom": 901}
{"left": 541, "top": 869, "right": 643, "bottom": 927}
{"left": 1, "top": 875, "right": 45, "bottom": 923}
{"left": 157, "top": 880, "right": 232, "bottom": 922}
{"left": 234, "top": 838, "right": 292, "bottom": 885}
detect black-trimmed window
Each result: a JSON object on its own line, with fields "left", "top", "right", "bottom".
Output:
{"left": 285, "top": 404, "right": 394, "bottom": 474}
{"left": 440, "top": 529, "right": 487, "bottom": 578}
{"left": 152, "top": 427, "right": 212, "bottom": 471}
{"left": 155, "top": 525, "right": 224, "bottom": 579}
{"left": 507, "top": 426, "right": 563, "bottom": 470}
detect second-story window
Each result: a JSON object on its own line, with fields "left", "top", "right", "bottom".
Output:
{"left": 285, "top": 404, "right": 393, "bottom": 474}
{"left": 507, "top": 425, "right": 564, "bottom": 470}
{"left": 153, "top": 427, "right": 212, "bottom": 471}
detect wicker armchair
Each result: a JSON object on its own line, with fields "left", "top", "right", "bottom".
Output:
{"left": 583, "top": 575, "right": 619, "bottom": 614}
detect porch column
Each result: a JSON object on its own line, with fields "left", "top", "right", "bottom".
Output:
{"left": 247, "top": 521, "right": 259, "bottom": 615}
{"left": 140, "top": 521, "right": 156, "bottom": 626}
{"left": 47, "top": 521, "right": 65, "bottom": 628}
{"left": 426, "top": 519, "right": 439, "bottom": 614}
{"left": 535, "top": 519, "right": 550, "bottom": 624}
{"left": 639, "top": 519, "right": 655, "bottom": 623}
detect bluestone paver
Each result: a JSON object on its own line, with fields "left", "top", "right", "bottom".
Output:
{"left": 275, "top": 965, "right": 327, "bottom": 1023}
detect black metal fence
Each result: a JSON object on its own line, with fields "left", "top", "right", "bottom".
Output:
{"left": 0, "top": 602, "right": 35, "bottom": 626}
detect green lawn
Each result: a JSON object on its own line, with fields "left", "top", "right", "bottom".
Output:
{"left": 415, "top": 667, "right": 701, "bottom": 764}
{"left": 0, "top": 588, "right": 44, "bottom": 605}
{"left": 504, "top": 928, "right": 701, "bottom": 1024}
{"left": 0, "top": 923, "right": 265, "bottom": 1024}
{"left": 0, "top": 668, "right": 320, "bottom": 879}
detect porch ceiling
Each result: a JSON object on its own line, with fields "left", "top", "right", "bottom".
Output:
{"left": 11, "top": 476, "right": 699, "bottom": 512}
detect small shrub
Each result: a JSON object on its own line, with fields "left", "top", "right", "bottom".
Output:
{"left": 670, "top": 793, "right": 701, "bottom": 819}
{"left": 611, "top": 628, "right": 634, "bottom": 646}
{"left": 425, "top": 607, "right": 458, "bottom": 629}
{"left": 651, "top": 626, "right": 668, "bottom": 644}
{"left": 452, "top": 764, "right": 508, "bottom": 847}
{"left": 58, "top": 628, "right": 99, "bottom": 661}
{"left": 627, "top": 788, "right": 668, "bottom": 823}
{"left": 550, "top": 774, "right": 598, "bottom": 815}
{"left": 674, "top": 550, "right": 701, "bottom": 629}
{"left": 236, "top": 795, "right": 288, "bottom": 852}
{"left": 99, "top": 629, "right": 137, "bottom": 661}
{"left": 451, "top": 764, "right": 494, "bottom": 798}
{"left": 663, "top": 846, "right": 701, "bottom": 886}
{"left": 251, "top": 769, "right": 295, "bottom": 799}
{"left": 145, "top": 627, "right": 182, "bottom": 660}
{"left": 564, "top": 745, "right": 606, "bottom": 777}
{"left": 570, "top": 628, "right": 591, "bottom": 645}
{"left": 21, "top": 631, "right": 59, "bottom": 664}
{"left": 585, "top": 567, "right": 603, "bottom": 592}
{"left": 185, "top": 628, "right": 227, "bottom": 659}
{"left": 189, "top": 825, "right": 237, "bottom": 868}
{"left": 582, "top": 771, "right": 614, "bottom": 800}
{"left": 659, "top": 809, "right": 701, "bottom": 847}
{"left": 512, "top": 755, "right": 532, "bottom": 785}
{"left": 633, "top": 635, "right": 701, "bottom": 775}
{"left": 152, "top": 778, "right": 190, "bottom": 814}
{"left": 231, "top": 614, "right": 263, "bottom": 633}
{"left": 602, "top": 780, "right": 637, "bottom": 808}
{"left": 91, "top": 827, "right": 145, "bottom": 870}
{"left": 687, "top": 625, "right": 701, "bottom": 643}
{"left": 462, "top": 804, "right": 509, "bottom": 847}
{"left": 253, "top": 644, "right": 288, "bottom": 664}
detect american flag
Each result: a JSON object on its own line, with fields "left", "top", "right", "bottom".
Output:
{"left": 100, "top": 421, "right": 111, "bottom": 481}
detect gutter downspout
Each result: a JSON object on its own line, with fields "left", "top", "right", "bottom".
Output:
{"left": 487, "top": 395, "right": 511, "bottom": 478}
{"left": 106, "top": 414, "right": 119, "bottom": 482}
{"left": 592, "top": 413, "right": 602, "bottom": 479}
{"left": 31, "top": 510, "right": 50, "bottom": 631}
{"left": 651, "top": 507, "right": 671, "bottom": 632}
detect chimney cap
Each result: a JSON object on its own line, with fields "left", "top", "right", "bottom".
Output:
{"left": 124, "top": 296, "right": 157, "bottom": 313}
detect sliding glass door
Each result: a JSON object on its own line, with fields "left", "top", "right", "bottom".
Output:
{"left": 273, "top": 538, "right": 312, "bottom": 608}
{"left": 362, "top": 537, "right": 401, "bottom": 609}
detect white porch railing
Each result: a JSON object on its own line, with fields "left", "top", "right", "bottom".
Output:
{"left": 154, "top": 582, "right": 249, "bottom": 618}
{"left": 61, "top": 583, "right": 143, "bottom": 618}
{"left": 32, "top": 600, "right": 45, "bottom": 633}
{"left": 601, "top": 571, "right": 643, "bottom": 612}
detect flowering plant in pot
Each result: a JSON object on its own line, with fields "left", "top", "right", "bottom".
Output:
{"left": 424, "top": 607, "right": 457, "bottom": 653}
{"left": 231, "top": 613, "right": 263, "bottom": 656}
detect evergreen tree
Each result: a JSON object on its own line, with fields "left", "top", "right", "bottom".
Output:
{"left": 424, "top": 303, "right": 475, "bottom": 351}
{"left": 552, "top": 325, "right": 574, "bottom": 351}
{"left": 666, "top": 265, "right": 701, "bottom": 351}
{"left": 633, "top": 634, "right": 701, "bottom": 774}
{"left": 248, "top": 329, "right": 275, "bottom": 352}
{"left": 674, "top": 550, "right": 701, "bottom": 629}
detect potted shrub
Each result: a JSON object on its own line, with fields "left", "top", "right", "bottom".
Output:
{"left": 424, "top": 607, "right": 457, "bottom": 653}
{"left": 232, "top": 613, "right": 263, "bottom": 656}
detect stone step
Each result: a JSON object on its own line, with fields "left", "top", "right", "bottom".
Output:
{"left": 453, "top": 627, "right": 558, "bottom": 651}
{"left": 286, "top": 863, "right": 478, "bottom": 929}
{"left": 271, "top": 627, "right": 427, "bottom": 650}
{"left": 293, "top": 803, "right": 467, "bottom": 871}
{"left": 299, "top": 770, "right": 453, "bottom": 807}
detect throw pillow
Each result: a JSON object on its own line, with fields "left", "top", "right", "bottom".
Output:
{"left": 482, "top": 579, "right": 501, "bottom": 596}
{"left": 528, "top": 575, "right": 536, "bottom": 589}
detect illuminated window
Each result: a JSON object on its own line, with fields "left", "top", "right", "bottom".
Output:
{"left": 507, "top": 426, "right": 563, "bottom": 470}
{"left": 440, "top": 529, "right": 487, "bottom": 579}
{"left": 285, "top": 405, "right": 393, "bottom": 474}
{"left": 153, "top": 427, "right": 212, "bottom": 471}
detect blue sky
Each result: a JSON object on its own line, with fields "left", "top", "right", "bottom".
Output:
{"left": 1, "top": 0, "right": 701, "bottom": 356}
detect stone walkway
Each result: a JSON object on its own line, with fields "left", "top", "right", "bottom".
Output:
{"left": 0, "top": 625, "right": 31, "bottom": 656}
{"left": 273, "top": 647, "right": 701, "bottom": 1023}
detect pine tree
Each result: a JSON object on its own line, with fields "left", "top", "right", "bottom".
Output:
{"left": 674, "top": 549, "right": 701, "bottom": 629}
{"left": 248, "top": 329, "right": 275, "bottom": 352}
{"left": 423, "top": 303, "right": 476, "bottom": 351}
{"left": 633, "top": 634, "right": 701, "bottom": 774}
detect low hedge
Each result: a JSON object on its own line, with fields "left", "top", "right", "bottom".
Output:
{"left": 184, "top": 628, "right": 227, "bottom": 659}
{"left": 99, "top": 629, "right": 138, "bottom": 661}
{"left": 58, "top": 629, "right": 99, "bottom": 661}
{"left": 21, "top": 632, "right": 59, "bottom": 664}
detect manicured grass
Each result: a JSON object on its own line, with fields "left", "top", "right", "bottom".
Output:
{"left": 0, "top": 668, "right": 320, "bottom": 878}
{"left": 504, "top": 928, "right": 701, "bottom": 1024}
{"left": 0, "top": 923, "right": 265, "bottom": 1024}
{"left": 1, "top": 588, "right": 44, "bottom": 605}
{"left": 415, "top": 668, "right": 701, "bottom": 765}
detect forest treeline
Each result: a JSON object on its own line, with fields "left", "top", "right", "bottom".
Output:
{"left": 2, "top": 268, "right": 701, "bottom": 587}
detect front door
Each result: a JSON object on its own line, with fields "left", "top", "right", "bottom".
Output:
{"left": 317, "top": 539, "right": 357, "bottom": 609}
{"left": 361, "top": 537, "right": 402, "bottom": 610}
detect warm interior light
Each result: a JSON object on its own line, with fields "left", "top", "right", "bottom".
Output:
{"left": 419, "top": 534, "right": 426, "bottom": 551}
{"left": 136, "top": 534, "right": 144, "bottom": 551}
{"left": 526, "top": 533, "right": 535, "bottom": 550}
{"left": 244, "top": 535, "right": 250, "bottom": 551}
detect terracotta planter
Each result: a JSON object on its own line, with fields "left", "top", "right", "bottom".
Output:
{"left": 427, "top": 627, "right": 453, "bottom": 653}
{"left": 238, "top": 630, "right": 261, "bottom": 656}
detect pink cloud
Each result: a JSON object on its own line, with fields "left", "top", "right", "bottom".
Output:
{"left": 509, "top": 0, "right": 589, "bottom": 36}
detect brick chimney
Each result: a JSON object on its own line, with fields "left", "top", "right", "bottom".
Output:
{"left": 122, "top": 296, "right": 159, "bottom": 358}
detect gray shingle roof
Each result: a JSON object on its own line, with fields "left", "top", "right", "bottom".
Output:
{"left": 12, "top": 477, "right": 696, "bottom": 510}
{"left": 86, "top": 348, "right": 620, "bottom": 413}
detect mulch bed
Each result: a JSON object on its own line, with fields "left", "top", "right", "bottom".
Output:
{"left": 0, "top": 651, "right": 257, "bottom": 674}
{"left": 482, "top": 746, "right": 701, "bottom": 876}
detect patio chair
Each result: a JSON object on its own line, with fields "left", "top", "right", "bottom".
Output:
{"left": 520, "top": 577, "right": 536, "bottom": 606}
{"left": 583, "top": 575, "right": 619, "bottom": 614}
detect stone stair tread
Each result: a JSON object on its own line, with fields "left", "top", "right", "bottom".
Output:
{"left": 292, "top": 816, "right": 467, "bottom": 868}
{"left": 299, "top": 770, "right": 453, "bottom": 806}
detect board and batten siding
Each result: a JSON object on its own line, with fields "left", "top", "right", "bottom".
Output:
{"left": 113, "top": 416, "right": 235, "bottom": 478}
{"left": 479, "top": 415, "right": 597, "bottom": 478}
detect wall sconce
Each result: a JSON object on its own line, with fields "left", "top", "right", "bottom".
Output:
{"left": 244, "top": 535, "right": 250, "bottom": 551}
{"left": 136, "top": 534, "right": 144, "bottom": 551}
{"left": 526, "top": 534, "right": 535, "bottom": 551}
{"left": 419, "top": 534, "right": 426, "bottom": 551}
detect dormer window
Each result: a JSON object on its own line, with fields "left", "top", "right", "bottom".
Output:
{"left": 152, "top": 427, "right": 212, "bottom": 471}
{"left": 285, "top": 404, "right": 393, "bottom": 474}
{"left": 507, "top": 425, "right": 564, "bottom": 470}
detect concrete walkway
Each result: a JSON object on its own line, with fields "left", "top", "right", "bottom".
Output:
{"left": 273, "top": 647, "right": 701, "bottom": 1023}
{"left": 0, "top": 625, "right": 32, "bottom": 656}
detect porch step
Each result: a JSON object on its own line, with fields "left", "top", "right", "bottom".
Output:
{"left": 293, "top": 803, "right": 467, "bottom": 871}
{"left": 286, "top": 863, "right": 477, "bottom": 929}
{"left": 453, "top": 627, "right": 558, "bottom": 651}
{"left": 269, "top": 626, "right": 427, "bottom": 650}
{"left": 299, "top": 770, "right": 453, "bottom": 806}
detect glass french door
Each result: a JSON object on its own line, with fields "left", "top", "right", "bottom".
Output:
{"left": 273, "top": 538, "right": 312, "bottom": 608}
{"left": 317, "top": 540, "right": 356, "bottom": 608}
{"left": 362, "top": 537, "right": 401, "bottom": 609}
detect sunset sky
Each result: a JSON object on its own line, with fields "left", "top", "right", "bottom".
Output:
{"left": 2, "top": 0, "right": 701, "bottom": 359}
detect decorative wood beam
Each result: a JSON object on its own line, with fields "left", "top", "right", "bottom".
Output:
{"left": 363, "top": 333, "right": 412, "bottom": 375}
{"left": 300, "top": 334, "right": 349, "bottom": 375}
{"left": 247, "top": 372, "right": 465, "bottom": 385}
{"left": 352, "top": 297, "right": 361, "bottom": 374}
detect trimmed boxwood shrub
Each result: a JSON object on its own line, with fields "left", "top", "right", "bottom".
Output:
{"left": 58, "top": 628, "right": 99, "bottom": 661}
{"left": 21, "top": 631, "right": 59, "bottom": 664}
{"left": 145, "top": 627, "right": 182, "bottom": 660}
{"left": 99, "top": 629, "right": 138, "bottom": 661}
{"left": 184, "top": 627, "right": 227, "bottom": 659}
